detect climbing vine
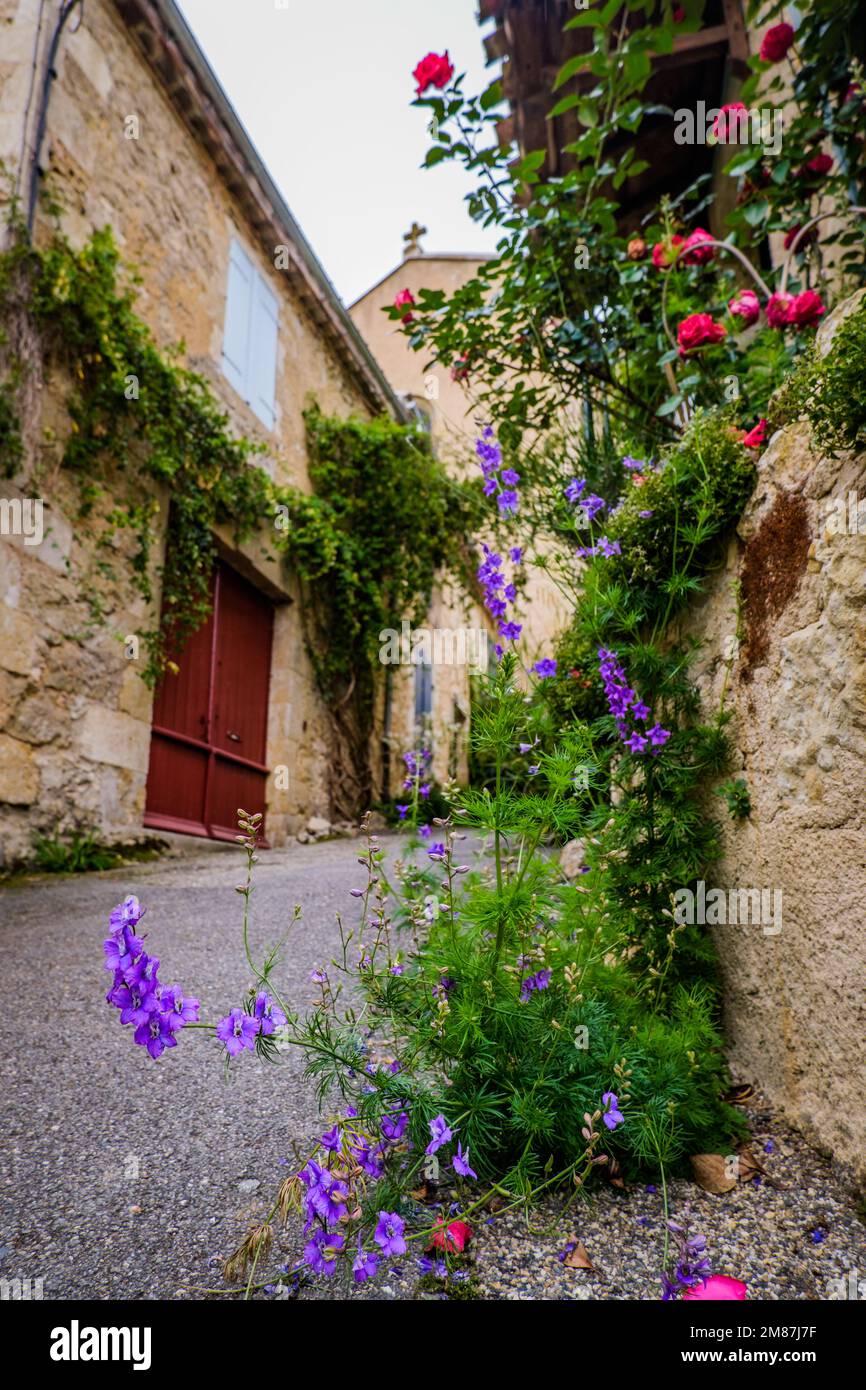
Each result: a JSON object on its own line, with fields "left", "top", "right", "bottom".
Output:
{"left": 1, "top": 222, "right": 272, "bottom": 683}
{"left": 275, "top": 405, "right": 479, "bottom": 817}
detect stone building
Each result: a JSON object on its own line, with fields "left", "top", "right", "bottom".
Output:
{"left": 0, "top": 0, "right": 408, "bottom": 863}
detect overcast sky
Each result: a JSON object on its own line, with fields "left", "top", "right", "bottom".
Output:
{"left": 175, "top": 0, "right": 500, "bottom": 305}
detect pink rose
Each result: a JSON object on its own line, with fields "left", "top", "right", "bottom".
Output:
{"left": 788, "top": 289, "right": 826, "bottom": 328}
{"left": 712, "top": 102, "right": 749, "bottom": 143}
{"left": 743, "top": 419, "right": 768, "bottom": 449}
{"left": 677, "top": 312, "right": 727, "bottom": 357}
{"left": 683, "top": 1274, "right": 748, "bottom": 1301}
{"left": 766, "top": 291, "right": 794, "bottom": 328}
{"left": 394, "top": 288, "right": 415, "bottom": 322}
{"left": 681, "top": 228, "right": 715, "bottom": 266}
{"left": 652, "top": 234, "right": 684, "bottom": 270}
{"left": 728, "top": 289, "right": 761, "bottom": 327}
{"left": 759, "top": 22, "right": 795, "bottom": 64}
{"left": 413, "top": 51, "right": 454, "bottom": 97}
{"left": 428, "top": 1220, "right": 473, "bottom": 1253}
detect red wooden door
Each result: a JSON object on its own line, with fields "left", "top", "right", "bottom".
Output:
{"left": 144, "top": 561, "right": 274, "bottom": 840}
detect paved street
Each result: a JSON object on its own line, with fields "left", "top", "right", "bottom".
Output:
{"left": 0, "top": 836, "right": 376, "bottom": 1299}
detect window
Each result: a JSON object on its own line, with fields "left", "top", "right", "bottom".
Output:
{"left": 222, "top": 238, "right": 279, "bottom": 430}
{"left": 414, "top": 660, "right": 433, "bottom": 723}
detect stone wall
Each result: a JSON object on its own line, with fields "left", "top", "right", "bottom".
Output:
{"left": 0, "top": 0, "right": 380, "bottom": 864}
{"left": 674, "top": 293, "right": 866, "bottom": 1182}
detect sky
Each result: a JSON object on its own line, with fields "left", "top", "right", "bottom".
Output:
{"left": 175, "top": 0, "right": 501, "bottom": 305}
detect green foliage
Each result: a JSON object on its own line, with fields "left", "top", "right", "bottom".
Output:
{"left": 273, "top": 406, "right": 479, "bottom": 814}
{"left": 277, "top": 405, "right": 476, "bottom": 700}
{"left": 289, "top": 660, "right": 744, "bottom": 1201}
{"left": 28, "top": 829, "right": 163, "bottom": 874}
{"left": 769, "top": 296, "right": 866, "bottom": 454}
{"left": 716, "top": 778, "right": 752, "bottom": 822}
{"left": 391, "top": 2, "right": 864, "bottom": 447}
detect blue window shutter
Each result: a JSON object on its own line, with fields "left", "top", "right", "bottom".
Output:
{"left": 248, "top": 274, "right": 279, "bottom": 430}
{"left": 222, "top": 239, "right": 254, "bottom": 398}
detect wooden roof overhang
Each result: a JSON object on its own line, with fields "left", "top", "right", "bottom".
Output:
{"left": 479, "top": 0, "right": 750, "bottom": 230}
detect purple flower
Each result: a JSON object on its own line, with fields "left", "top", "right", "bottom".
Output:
{"left": 109, "top": 980, "right": 157, "bottom": 1028}
{"left": 109, "top": 895, "right": 146, "bottom": 931}
{"left": 426, "top": 1115, "right": 454, "bottom": 1155}
{"left": 304, "top": 1229, "right": 344, "bottom": 1276}
{"left": 133, "top": 1012, "right": 177, "bottom": 1060}
{"left": 647, "top": 723, "right": 671, "bottom": 748}
{"left": 320, "top": 1124, "right": 342, "bottom": 1151}
{"left": 353, "top": 1241, "right": 380, "bottom": 1284}
{"left": 381, "top": 1110, "right": 409, "bottom": 1144}
{"left": 254, "top": 991, "right": 286, "bottom": 1035}
{"left": 509, "top": 547, "right": 523, "bottom": 563}
{"left": 160, "top": 986, "right": 200, "bottom": 1032}
{"left": 532, "top": 658, "right": 558, "bottom": 679}
{"left": 103, "top": 925, "right": 144, "bottom": 976}
{"left": 501, "top": 468, "right": 520, "bottom": 486}
{"left": 623, "top": 455, "right": 646, "bottom": 471}
{"left": 374, "top": 1211, "right": 407, "bottom": 1257}
{"left": 498, "top": 620, "right": 522, "bottom": 641}
{"left": 602, "top": 1091, "right": 624, "bottom": 1130}
{"left": 564, "top": 478, "right": 587, "bottom": 504}
{"left": 216, "top": 1008, "right": 260, "bottom": 1057}
{"left": 520, "top": 968, "right": 552, "bottom": 1001}
{"left": 453, "top": 1142, "right": 477, "bottom": 1179}
{"left": 497, "top": 489, "right": 519, "bottom": 516}
{"left": 396, "top": 803, "right": 410, "bottom": 820}
{"left": 310, "top": 968, "right": 328, "bottom": 985}
{"left": 596, "top": 535, "right": 621, "bottom": 557}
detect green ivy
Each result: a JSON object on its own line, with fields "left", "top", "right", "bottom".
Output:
{"left": 273, "top": 405, "right": 479, "bottom": 814}
{"left": 1, "top": 222, "right": 479, "bottom": 814}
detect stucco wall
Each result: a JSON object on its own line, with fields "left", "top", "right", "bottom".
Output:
{"left": 673, "top": 294, "right": 866, "bottom": 1181}
{"left": 0, "top": 0, "right": 375, "bottom": 862}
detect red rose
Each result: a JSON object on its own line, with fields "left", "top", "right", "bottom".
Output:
{"left": 783, "top": 223, "right": 818, "bottom": 252}
{"left": 428, "top": 1220, "right": 473, "bottom": 1253}
{"left": 683, "top": 1274, "right": 747, "bottom": 1301}
{"left": 413, "top": 51, "right": 454, "bottom": 97}
{"left": 766, "top": 292, "right": 794, "bottom": 328}
{"left": 681, "top": 227, "right": 715, "bottom": 266}
{"left": 788, "top": 289, "right": 825, "bottom": 328}
{"left": 394, "top": 288, "right": 415, "bottom": 322}
{"left": 450, "top": 353, "right": 470, "bottom": 382}
{"left": 652, "top": 234, "right": 684, "bottom": 270}
{"left": 742, "top": 419, "right": 768, "bottom": 449}
{"left": 728, "top": 289, "right": 761, "bottom": 327}
{"left": 712, "top": 102, "right": 749, "bottom": 144}
{"left": 800, "top": 152, "right": 833, "bottom": 178}
{"left": 677, "top": 312, "right": 727, "bottom": 356}
{"left": 759, "top": 22, "right": 795, "bottom": 64}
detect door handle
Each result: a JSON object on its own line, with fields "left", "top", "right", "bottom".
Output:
{"left": 226, "top": 730, "right": 241, "bottom": 742}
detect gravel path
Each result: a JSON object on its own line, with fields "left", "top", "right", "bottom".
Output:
{"left": 1, "top": 837, "right": 863, "bottom": 1302}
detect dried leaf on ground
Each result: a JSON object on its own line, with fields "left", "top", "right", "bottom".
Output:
{"left": 564, "top": 1239, "right": 596, "bottom": 1271}
{"left": 691, "top": 1153, "right": 737, "bottom": 1193}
